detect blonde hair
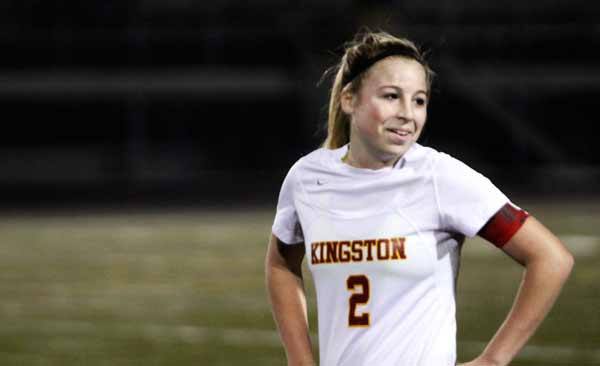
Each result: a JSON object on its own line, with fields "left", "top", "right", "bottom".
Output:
{"left": 322, "top": 30, "right": 434, "bottom": 149}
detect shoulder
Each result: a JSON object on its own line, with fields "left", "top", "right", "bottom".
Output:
{"left": 427, "top": 146, "right": 503, "bottom": 203}
{"left": 405, "top": 143, "right": 439, "bottom": 162}
{"left": 288, "top": 145, "right": 346, "bottom": 175}
{"left": 403, "top": 143, "right": 447, "bottom": 174}
{"left": 405, "top": 144, "right": 493, "bottom": 190}
{"left": 299, "top": 146, "right": 345, "bottom": 165}
{"left": 406, "top": 144, "right": 463, "bottom": 166}
{"left": 408, "top": 144, "right": 479, "bottom": 176}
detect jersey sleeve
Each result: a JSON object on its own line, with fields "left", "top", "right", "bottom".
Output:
{"left": 433, "top": 153, "right": 509, "bottom": 238}
{"left": 272, "top": 164, "right": 304, "bottom": 244}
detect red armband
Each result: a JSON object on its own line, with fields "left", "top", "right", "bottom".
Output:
{"left": 478, "top": 203, "right": 529, "bottom": 248}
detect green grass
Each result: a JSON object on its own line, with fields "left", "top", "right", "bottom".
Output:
{"left": 0, "top": 201, "right": 598, "bottom": 365}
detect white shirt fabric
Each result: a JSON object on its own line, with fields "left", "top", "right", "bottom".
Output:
{"left": 272, "top": 143, "right": 509, "bottom": 366}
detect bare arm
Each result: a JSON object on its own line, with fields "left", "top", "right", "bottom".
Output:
{"left": 265, "top": 233, "right": 315, "bottom": 366}
{"left": 460, "top": 216, "right": 574, "bottom": 366}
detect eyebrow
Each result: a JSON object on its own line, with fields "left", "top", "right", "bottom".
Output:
{"left": 379, "top": 85, "right": 429, "bottom": 96}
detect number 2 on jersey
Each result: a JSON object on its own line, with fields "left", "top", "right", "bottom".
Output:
{"left": 347, "top": 275, "right": 370, "bottom": 327}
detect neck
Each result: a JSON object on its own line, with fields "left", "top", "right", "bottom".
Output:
{"left": 343, "top": 144, "right": 400, "bottom": 170}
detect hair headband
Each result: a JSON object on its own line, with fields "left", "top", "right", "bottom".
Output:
{"left": 342, "top": 46, "right": 422, "bottom": 87}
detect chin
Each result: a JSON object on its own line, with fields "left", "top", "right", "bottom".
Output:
{"left": 385, "top": 142, "right": 413, "bottom": 156}
{"left": 377, "top": 146, "right": 408, "bottom": 162}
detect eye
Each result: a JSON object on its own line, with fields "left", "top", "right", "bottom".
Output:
{"left": 383, "top": 93, "right": 398, "bottom": 100}
{"left": 415, "top": 97, "right": 427, "bottom": 106}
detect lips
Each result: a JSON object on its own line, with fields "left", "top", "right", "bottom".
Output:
{"left": 386, "top": 128, "right": 412, "bottom": 137}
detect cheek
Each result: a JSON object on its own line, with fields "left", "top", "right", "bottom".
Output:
{"left": 368, "top": 106, "right": 389, "bottom": 125}
{"left": 413, "top": 110, "right": 427, "bottom": 138}
{"left": 356, "top": 108, "right": 386, "bottom": 137}
{"left": 358, "top": 102, "right": 391, "bottom": 130}
{"left": 416, "top": 109, "right": 427, "bottom": 127}
{"left": 352, "top": 97, "right": 396, "bottom": 136}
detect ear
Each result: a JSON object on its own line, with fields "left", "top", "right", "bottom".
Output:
{"left": 340, "top": 87, "right": 355, "bottom": 115}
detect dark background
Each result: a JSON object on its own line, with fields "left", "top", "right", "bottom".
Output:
{"left": 0, "top": 4, "right": 598, "bottom": 365}
{"left": 1, "top": 0, "right": 599, "bottom": 209}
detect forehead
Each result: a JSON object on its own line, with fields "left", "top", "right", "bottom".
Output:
{"left": 361, "top": 56, "right": 427, "bottom": 91}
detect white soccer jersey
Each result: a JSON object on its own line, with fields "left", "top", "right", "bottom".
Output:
{"left": 272, "top": 143, "right": 509, "bottom": 366}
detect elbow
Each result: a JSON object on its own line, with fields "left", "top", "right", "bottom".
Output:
{"left": 561, "top": 250, "right": 575, "bottom": 278}
{"left": 556, "top": 238, "right": 575, "bottom": 277}
{"left": 528, "top": 244, "right": 574, "bottom": 283}
{"left": 548, "top": 246, "right": 575, "bottom": 282}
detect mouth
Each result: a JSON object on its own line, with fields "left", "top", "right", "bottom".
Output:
{"left": 386, "top": 128, "right": 412, "bottom": 137}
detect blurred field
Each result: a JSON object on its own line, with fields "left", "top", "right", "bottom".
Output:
{"left": 0, "top": 200, "right": 598, "bottom": 365}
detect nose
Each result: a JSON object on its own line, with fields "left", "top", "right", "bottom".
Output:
{"left": 396, "top": 97, "right": 414, "bottom": 121}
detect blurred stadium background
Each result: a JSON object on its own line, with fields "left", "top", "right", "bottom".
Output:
{"left": 0, "top": 1, "right": 598, "bottom": 365}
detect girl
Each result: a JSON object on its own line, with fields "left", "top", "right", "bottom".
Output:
{"left": 265, "top": 30, "right": 573, "bottom": 366}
